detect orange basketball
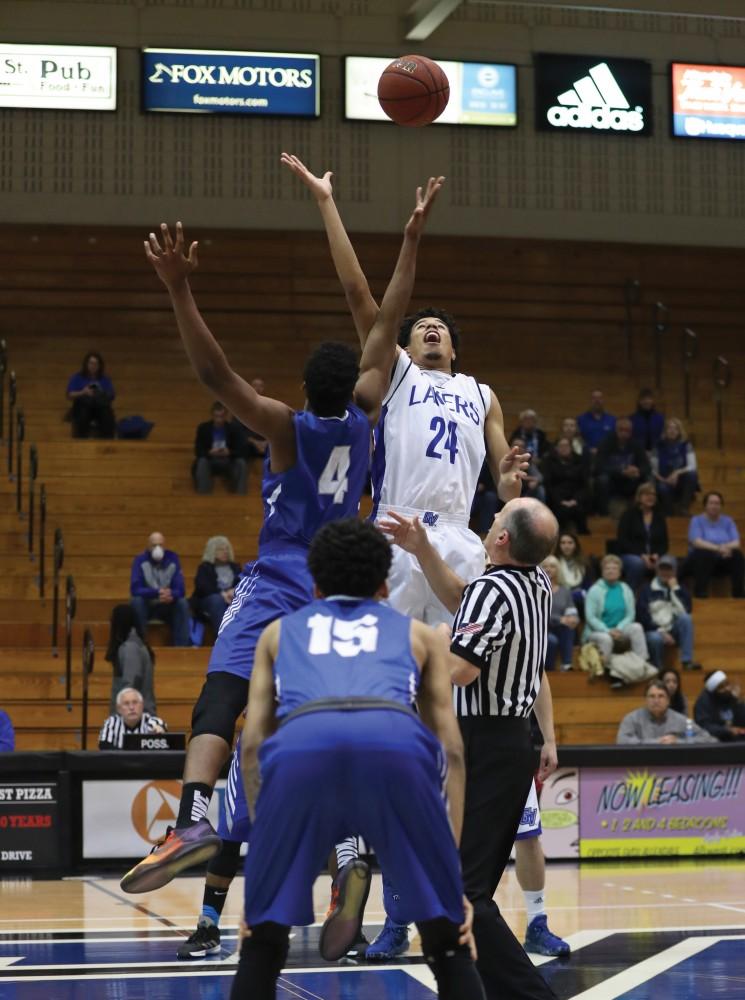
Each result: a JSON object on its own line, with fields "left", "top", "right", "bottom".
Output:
{"left": 377, "top": 55, "right": 450, "bottom": 127}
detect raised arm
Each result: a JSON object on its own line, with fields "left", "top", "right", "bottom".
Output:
{"left": 280, "top": 152, "right": 380, "bottom": 344}
{"left": 378, "top": 510, "right": 466, "bottom": 613}
{"left": 144, "top": 223, "right": 295, "bottom": 463}
{"left": 485, "top": 392, "right": 530, "bottom": 503}
{"left": 354, "top": 177, "right": 445, "bottom": 422}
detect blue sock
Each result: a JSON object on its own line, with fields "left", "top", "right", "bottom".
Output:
{"left": 201, "top": 905, "right": 220, "bottom": 926}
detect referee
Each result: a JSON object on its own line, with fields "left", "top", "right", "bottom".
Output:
{"left": 381, "top": 497, "right": 560, "bottom": 1000}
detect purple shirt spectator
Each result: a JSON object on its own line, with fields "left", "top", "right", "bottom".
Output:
{"left": 688, "top": 513, "right": 739, "bottom": 550}
{"left": 66, "top": 372, "right": 116, "bottom": 399}
{"left": 0, "top": 709, "right": 15, "bottom": 751}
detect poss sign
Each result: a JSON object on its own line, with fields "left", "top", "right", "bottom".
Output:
{"left": 0, "top": 43, "right": 116, "bottom": 110}
{"left": 142, "top": 48, "right": 320, "bottom": 117}
{"left": 535, "top": 53, "right": 652, "bottom": 135}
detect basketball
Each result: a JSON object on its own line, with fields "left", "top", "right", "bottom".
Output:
{"left": 377, "top": 55, "right": 450, "bottom": 127}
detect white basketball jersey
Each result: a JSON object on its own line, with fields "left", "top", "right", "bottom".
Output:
{"left": 371, "top": 350, "right": 491, "bottom": 519}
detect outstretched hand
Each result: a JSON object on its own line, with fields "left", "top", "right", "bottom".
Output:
{"left": 498, "top": 446, "right": 530, "bottom": 488}
{"left": 144, "top": 222, "right": 199, "bottom": 290}
{"left": 280, "top": 152, "right": 333, "bottom": 202}
{"left": 404, "top": 175, "right": 445, "bottom": 240}
{"left": 378, "top": 510, "right": 427, "bottom": 555}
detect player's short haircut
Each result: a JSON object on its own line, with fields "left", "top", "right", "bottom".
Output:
{"left": 398, "top": 307, "right": 461, "bottom": 364}
{"left": 304, "top": 342, "right": 359, "bottom": 418}
{"left": 308, "top": 519, "right": 392, "bottom": 598}
{"left": 504, "top": 504, "right": 558, "bottom": 566}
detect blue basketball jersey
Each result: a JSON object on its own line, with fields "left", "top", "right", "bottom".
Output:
{"left": 258, "top": 406, "right": 370, "bottom": 552}
{"left": 273, "top": 597, "right": 420, "bottom": 719}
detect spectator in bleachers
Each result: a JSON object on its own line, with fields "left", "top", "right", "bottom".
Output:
{"left": 653, "top": 418, "right": 699, "bottom": 515}
{"left": 577, "top": 389, "right": 616, "bottom": 454}
{"left": 190, "top": 535, "right": 242, "bottom": 634}
{"left": 193, "top": 402, "right": 248, "bottom": 495}
{"left": 105, "top": 604, "right": 157, "bottom": 715}
{"left": 615, "top": 482, "right": 668, "bottom": 591}
{"left": 509, "top": 435, "right": 545, "bottom": 501}
{"left": 542, "top": 555, "right": 580, "bottom": 672}
{"left": 682, "top": 492, "right": 744, "bottom": 598}
{"left": 542, "top": 436, "right": 590, "bottom": 534}
{"left": 616, "top": 679, "right": 714, "bottom": 745}
{"left": 231, "top": 377, "right": 269, "bottom": 461}
{"left": 555, "top": 531, "right": 596, "bottom": 617}
{"left": 636, "top": 556, "right": 698, "bottom": 672}
{"left": 694, "top": 670, "right": 745, "bottom": 742}
{"left": 510, "top": 409, "right": 549, "bottom": 459}
{"left": 629, "top": 387, "right": 665, "bottom": 452}
{"left": 0, "top": 708, "right": 15, "bottom": 751}
{"left": 593, "top": 417, "right": 651, "bottom": 516}
{"left": 66, "top": 351, "right": 116, "bottom": 439}
{"left": 130, "top": 532, "right": 191, "bottom": 646}
{"left": 661, "top": 667, "right": 689, "bottom": 716}
{"left": 559, "top": 416, "right": 588, "bottom": 462}
{"left": 583, "top": 554, "right": 649, "bottom": 668}
{"left": 98, "top": 688, "right": 167, "bottom": 750}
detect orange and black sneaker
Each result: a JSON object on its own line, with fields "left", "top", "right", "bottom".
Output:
{"left": 319, "top": 860, "right": 371, "bottom": 962}
{"left": 120, "top": 819, "right": 222, "bottom": 894}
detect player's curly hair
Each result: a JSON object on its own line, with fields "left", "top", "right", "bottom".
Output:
{"left": 303, "top": 342, "right": 360, "bottom": 418}
{"left": 308, "top": 519, "right": 392, "bottom": 598}
{"left": 398, "top": 307, "right": 461, "bottom": 370}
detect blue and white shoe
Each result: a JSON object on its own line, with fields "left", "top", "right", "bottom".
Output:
{"left": 365, "top": 917, "right": 409, "bottom": 960}
{"left": 524, "top": 915, "right": 570, "bottom": 957}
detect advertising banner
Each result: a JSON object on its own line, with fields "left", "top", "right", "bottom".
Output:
{"left": 345, "top": 56, "right": 517, "bottom": 127}
{"left": 672, "top": 63, "right": 745, "bottom": 140}
{"left": 82, "top": 779, "right": 227, "bottom": 858}
{"left": 0, "top": 43, "right": 116, "bottom": 111}
{"left": 142, "top": 48, "right": 320, "bottom": 117}
{"left": 535, "top": 53, "right": 652, "bottom": 135}
{"left": 580, "top": 764, "right": 745, "bottom": 858}
{"left": 0, "top": 780, "right": 61, "bottom": 869}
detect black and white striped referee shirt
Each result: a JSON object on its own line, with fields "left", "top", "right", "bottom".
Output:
{"left": 450, "top": 564, "right": 552, "bottom": 718}
{"left": 98, "top": 713, "right": 167, "bottom": 750}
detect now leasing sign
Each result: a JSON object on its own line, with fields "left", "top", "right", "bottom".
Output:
{"left": 535, "top": 53, "right": 652, "bottom": 135}
{"left": 142, "top": 48, "right": 320, "bottom": 117}
{"left": 0, "top": 43, "right": 116, "bottom": 110}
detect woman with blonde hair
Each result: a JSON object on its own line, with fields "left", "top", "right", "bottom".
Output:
{"left": 190, "top": 536, "right": 242, "bottom": 634}
{"left": 653, "top": 417, "right": 699, "bottom": 515}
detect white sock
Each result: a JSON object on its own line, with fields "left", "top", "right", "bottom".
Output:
{"left": 335, "top": 837, "right": 359, "bottom": 870}
{"left": 524, "top": 889, "right": 546, "bottom": 922}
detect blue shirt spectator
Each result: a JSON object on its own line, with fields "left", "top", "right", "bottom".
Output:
{"left": 129, "top": 532, "right": 191, "bottom": 646}
{"left": 66, "top": 351, "right": 116, "bottom": 439}
{"left": 629, "top": 388, "right": 664, "bottom": 452}
{"left": 683, "top": 492, "right": 744, "bottom": 599}
{"left": 577, "top": 389, "right": 616, "bottom": 451}
{"left": 0, "top": 709, "right": 15, "bottom": 751}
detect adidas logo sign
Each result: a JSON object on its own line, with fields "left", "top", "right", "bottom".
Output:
{"left": 547, "top": 62, "right": 644, "bottom": 132}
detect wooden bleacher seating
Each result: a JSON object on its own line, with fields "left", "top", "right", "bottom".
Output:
{"left": 1, "top": 224, "right": 744, "bottom": 749}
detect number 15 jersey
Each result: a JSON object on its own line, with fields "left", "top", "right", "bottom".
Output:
{"left": 370, "top": 351, "right": 491, "bottom": 520}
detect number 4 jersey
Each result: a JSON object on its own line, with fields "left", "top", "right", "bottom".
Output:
{"left": 207, "top": 406, "right": 370, "bottom": 681}
{"left": 370, "top": 351, "right": 490, "bottom": 520}
{"left": 259, "top": 406, "right": 370, "bottom": 551}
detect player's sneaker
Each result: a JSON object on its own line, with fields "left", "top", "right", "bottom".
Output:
{"left": 365, "top": 917, "right": 410, "bottom": 960}
{"left": 524, "top": 915, "right": 570, "bottom": 957}
{"left": 177, "top": 918, "right": 222, "bottom": 959}
{"left": 319, "top": 859, "right": 371, "bottom": 962}
{"left": 120, "top": 819, "right": 222, "bottom": 894}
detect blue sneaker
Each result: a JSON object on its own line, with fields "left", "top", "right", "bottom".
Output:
{"left": 365, "top": 917, "right": 409, "bottom": 961}
{"left": 524, "top": 915, "right": 570, "bottom": 957}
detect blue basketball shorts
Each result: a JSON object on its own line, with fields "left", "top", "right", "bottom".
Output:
{"left": 207, "top": 547, "right": 313, "bottom": 681}
{"left": 242, "top": 709, "right": 464, "bottom": 929}
{"left": 218, "top": 737, "right": 251, "bottom": 844}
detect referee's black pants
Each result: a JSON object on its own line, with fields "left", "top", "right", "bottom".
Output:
{"left": 459, "top": 716, "right": 558, "bottom": 1000}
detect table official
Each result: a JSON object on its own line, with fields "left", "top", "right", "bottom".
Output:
{"left": 381, "top": 497, "right": 560, "bottom": 1000}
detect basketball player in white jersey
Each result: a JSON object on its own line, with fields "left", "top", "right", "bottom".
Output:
{"left": 282, "top": 153, "right": 529, "bottom": 626}
{"left": 283, "top": 153, "right": 529, "bottom": 959}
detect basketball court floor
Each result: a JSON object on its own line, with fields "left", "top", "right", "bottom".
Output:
{"left": 2, "top": 860, "right": 744, "bottom": 999}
